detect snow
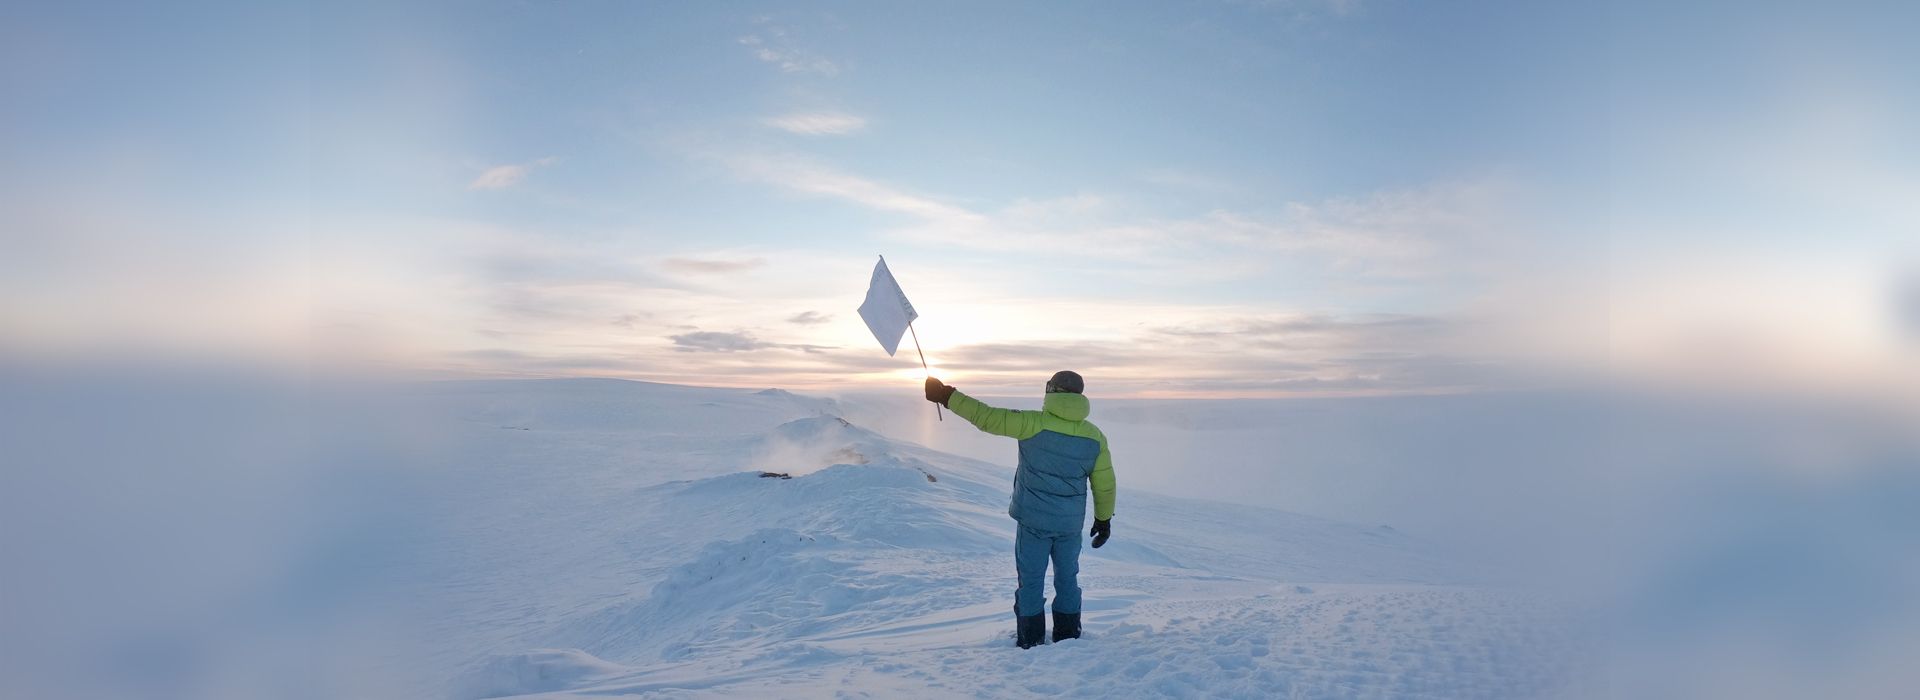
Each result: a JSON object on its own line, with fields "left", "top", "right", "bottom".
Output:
{"left": 388, "top": 379, "right": 1596, "bottom": 698}
{"left": 9, "top": 373, "right": 1917, "bottom": 698}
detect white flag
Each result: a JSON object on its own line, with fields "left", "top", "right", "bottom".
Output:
{"left": 857, "top": 256, "right": 919, "bottom": 356}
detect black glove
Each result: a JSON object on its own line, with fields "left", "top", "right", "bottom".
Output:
{"left": 1089, "top": 518, "right": 1111, "bottom": 548}
{"left": 924, "top": 377, "right": 956, "bottom": 406}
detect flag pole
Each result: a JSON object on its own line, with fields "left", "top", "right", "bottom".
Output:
{"left": 908, "top": 321, "right": 942, "bottom": 421}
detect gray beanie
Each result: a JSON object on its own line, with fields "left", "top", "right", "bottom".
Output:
{"left": 1046, "top": 370, "right": 1084, "bottom": 394}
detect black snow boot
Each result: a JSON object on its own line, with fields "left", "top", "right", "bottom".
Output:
{"left": 1051, "top": 612, "right": 1081, "bottom": 642}
{"left": 1015, "top": 614, "right": 1047, "bottom": 649}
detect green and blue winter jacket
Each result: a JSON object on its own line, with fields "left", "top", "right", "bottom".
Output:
{"left": 947, "top": 389, "right": 1115, "bottom": 534}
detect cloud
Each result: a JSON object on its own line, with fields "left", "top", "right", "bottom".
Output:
{"left": 403, "top": 221, "right": 1532, "bottom": 395}
{"left": 1190, "top": 180, "right": 1515, "bottom": 270}
{"left": 669, "top": 330, "right": 832, "bottom": 354}
{"left": 478, "top": 250, "right": 653, "bottom": 288}
{"left": 939, "top": 341, "right": 1150, "bottom": 373}
{"left": 764, "top": 112, "right": 867, "bottom": 135}
{"left": 929, "top": 331, "right": 1491, "bottom": 397}
{"left": 468, "top": 157, "right": 558, "bottom": 190}
{"left": 909, "top": 310, "right": 1531, "bottom": 397}
{"left": 670, "top": 331, "right": 769, "bottom": 352}
{"left": 447, "top": 310, "right": 1514, "bottom": 397}
{"left": 914, "top": 180, "right": 1514, "bottom": 277}
{"left": 723, "top": 154, "right": 985, "bottom": 224}
{"left": 427, "top": 152, "right": 1543, "bottom": 396}
{"left": 662, "top": 257, "right": 767, "bottom": 274}
{"left": 1154, "top": 313, "right": 1462, "bottom": 349}
{"left": 717, "top": 152, "right": 1517, "bottom": 283}
{"left": 738, "top": 33, "right": 838, "bottom": 76}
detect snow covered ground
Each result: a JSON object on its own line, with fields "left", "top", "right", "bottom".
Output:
{"left": 12, "top": 374, "right": 1919, "bottom": 698}
{"left": 389, "top": 379, "right": 1599, "bottom": 699}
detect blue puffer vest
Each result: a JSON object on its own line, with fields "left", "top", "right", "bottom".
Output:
{"left": 1010, "top": 428, "right": 1102, "bottom": 534}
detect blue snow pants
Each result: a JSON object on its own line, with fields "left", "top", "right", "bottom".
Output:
{"left": 1014, "top": 524, "right": 1082, "bottom": 617}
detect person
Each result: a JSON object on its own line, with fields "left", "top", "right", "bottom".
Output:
{"left": 924, "top": 370, "right": 1115, "bottom": 649}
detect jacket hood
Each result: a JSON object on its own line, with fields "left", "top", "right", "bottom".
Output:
{"left": 1041, "top": 392, "right": 1090, "bottom": 422}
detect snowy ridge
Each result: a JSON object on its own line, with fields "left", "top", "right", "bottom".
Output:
{"left": 410, "top": 379, "right": 1592, "bottom": 698}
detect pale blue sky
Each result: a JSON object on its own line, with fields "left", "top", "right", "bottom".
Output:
{"left": 2, "top": 1, "right": 1912, "bottom": 395}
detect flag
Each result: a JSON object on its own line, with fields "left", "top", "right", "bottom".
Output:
{"left": 857, "top": 256, "right": 918, "bottom": 356}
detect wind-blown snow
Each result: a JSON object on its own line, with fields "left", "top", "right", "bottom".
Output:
{"left": 393, "top": 379, "right": 1595, "bottom": 698}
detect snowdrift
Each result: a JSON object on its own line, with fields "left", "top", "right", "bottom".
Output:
{"left": 397, "top": 379, "right": 1590, "bottom": 699}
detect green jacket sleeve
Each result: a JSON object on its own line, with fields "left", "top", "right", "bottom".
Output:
{"left": 947, "top": 390, "right": 1044, "bottom": 440}
{"left": 1090, "top": 440, "right": 1115, "bottom": 520}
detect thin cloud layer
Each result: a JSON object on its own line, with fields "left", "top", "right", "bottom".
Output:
{"left": 765, "top": 112, "right": 868, "bottom": 135}
{"left": 926, "top": 312, "right": 1517, "bottom": 397}
{"left": 468, "top": 157, "right": 558, "bottom": 190}
{"left": 738, "top": 19, "right": 839, "bottom": 76}
{"left": 723, "top": 153, "right": 984, "bottom": 223}
{"left": 670, "top": 330, "right": 831, "bottom": 354}
{"left": 715, "top": 151, "right": 1531, "bottom": 292}
{"left": 663, "top": 257, "right": 767, "bottom": 274}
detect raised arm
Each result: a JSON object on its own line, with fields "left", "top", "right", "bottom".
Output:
{"left": 944, "top": 388, "right": 1045, "bottom": 440}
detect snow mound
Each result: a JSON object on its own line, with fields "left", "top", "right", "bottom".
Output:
{"left": 454, "top": 649, "right": 630, "bottom": 700}
{"left": 751, "top": 415, "right": 878, "bottom": 476}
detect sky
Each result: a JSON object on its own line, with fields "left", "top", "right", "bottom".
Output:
{"left": 2, "top": 0, "right": 1915, "bottom": 397}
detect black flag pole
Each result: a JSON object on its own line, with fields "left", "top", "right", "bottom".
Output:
{"left": 908, "top": 321, "right": 942, "bottom": 421}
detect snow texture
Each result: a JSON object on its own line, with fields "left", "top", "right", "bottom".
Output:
{"left": 397, "top": 379, "right": 1597, "bottom": 698}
